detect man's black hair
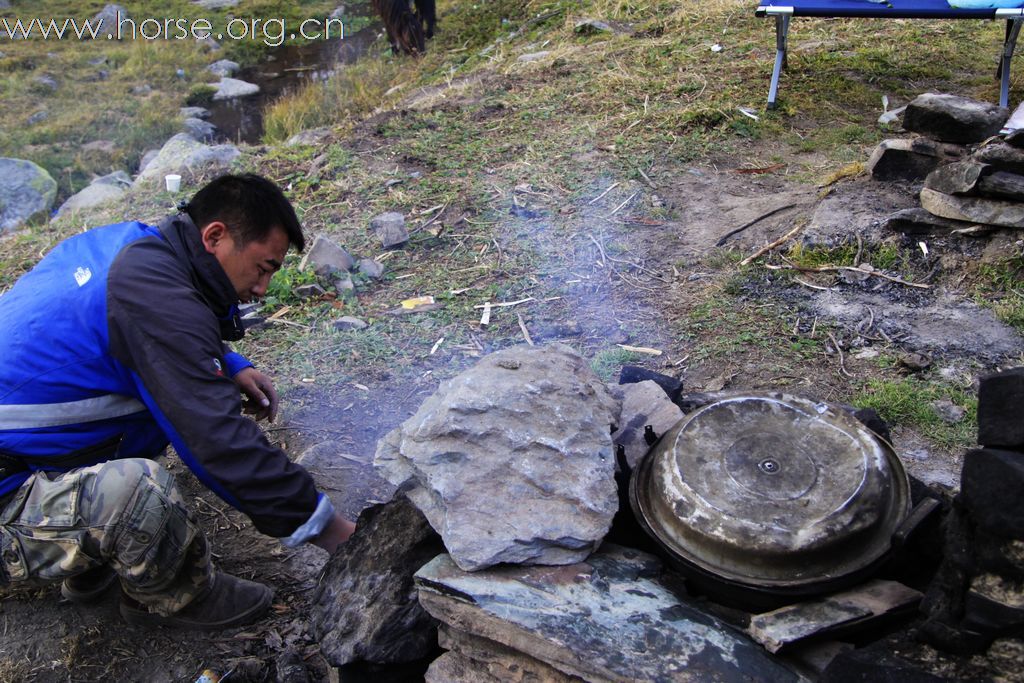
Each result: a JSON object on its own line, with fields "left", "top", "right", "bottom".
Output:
{"left": 184, "top": 173, "right": 305, "bottom": 251}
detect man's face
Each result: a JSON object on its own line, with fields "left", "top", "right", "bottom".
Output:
{"left": 202, "top": 222, "right": 289, "bottom": 303}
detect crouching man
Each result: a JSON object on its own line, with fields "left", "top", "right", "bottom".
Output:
{"left": 0, "top": 173, "right": 355, "bottom": 630}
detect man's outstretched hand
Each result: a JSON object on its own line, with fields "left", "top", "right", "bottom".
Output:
{"left": 234, "top": 366, "right": 279, "bottom": 422}
{"left": 312, "top": 512, "right": 357, "bottom": 553}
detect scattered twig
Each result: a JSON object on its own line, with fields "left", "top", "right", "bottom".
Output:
{"left": 517, "top": 314, "right": 534, "bottom": 345}
{"left": 479, "top": 302, "right": 492, "bottom": 326}
{"left": 637, "top": 167, "right": 656, "bottom": 188}
{"left": 794, "top": 276, "right": 831, "bottom": 291}
{"left": 617, "top": 344, "right": 662, "bottom": 356}
{"left": 854, "top": 232, "right": 864, "bottom": 267}
{"left": 605, "top": 191, "right": 640, "bottom": 218}
{"left": 827, "top": 331, "right": 853, "bottom": 378}
{"left": 716, "top": 204, "right": 798, "bottom": 247}
{"left": 410, "top": 202, "right": 447, "bottom": 235}
{"left": 430, "top": 337, "right": 445, "bottom": 355}
{"left": 740, "top": 222, "right": 806, "bottom": 266}
{"left": 587, "top": 233, "right": 608, "bottom": 266}
{"left": 588, "top": 181, "right": 620, "bottom": 205}
{"left": 765, "top": 263, "right": 931, "bottom": 289}
{"left": 473, "top": 297, "right": 535, "bottom": 309}
{"left": 195, "top": 497, "right": 241, "bottom": 531}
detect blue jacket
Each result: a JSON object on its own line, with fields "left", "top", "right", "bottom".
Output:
{"left": 0, "top": 215, "right": 326, "bottom": 540}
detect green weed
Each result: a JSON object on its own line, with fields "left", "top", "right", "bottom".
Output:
{"left": 591, "top": 347, "right": 644, "bottom": 381}
{"left": 853, "top": 378, "right": 977, "bottom": 450}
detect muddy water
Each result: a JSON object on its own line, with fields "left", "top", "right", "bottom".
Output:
{"left": 208, "top": 20, "right": 380, "bottom": 143}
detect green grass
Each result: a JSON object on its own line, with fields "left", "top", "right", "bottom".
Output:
{"left": 591, "top": 347, "right": 644, "bottom": 381}
{"left": 973, "top": 250, "right": 1024, "bottom": 334}
{"left": 853, "top": 377, "right": 978, "bottom": 450}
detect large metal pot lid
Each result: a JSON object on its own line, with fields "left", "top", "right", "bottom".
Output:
{"left": 630, "top": 392, "right": 911, "bottom": 590}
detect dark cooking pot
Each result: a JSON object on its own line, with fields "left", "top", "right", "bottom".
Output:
{"left": 629, "top": 392, "right": 912, "bottom": 609}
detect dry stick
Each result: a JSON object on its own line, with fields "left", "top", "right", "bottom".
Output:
{"left": 410, "top": 202, "right": 448, "bottom": 235}
{"left": 765, "top": 263, "right": 931, "bottom": 289}
{"left": 794, "top": 276, "right": 831, "bottom": 291}
{"left": 827, "top": 331, "right": 853, "bottom": 378}
{"left": 854, "top": 232, "right": 864, "bottom": 268}
{"left": 637, "top": 167, "right": 656, "bottom": 187}
{"left": 587, "top": 233, "right": 608, "bottom": 266}
{"left": 517, "top": 314, "right": 534, "bottom": 345}
{"left": 740, "top": 222, "right": 806, "bottom": 266}
{"left": 605, "top": 191, "right": 640, "bottom": 218}
{"left": 588, "top": 182, "right": 620, "bottom": 205}
{"left": 715, "top": 204, "right": 798, "bottom": 247}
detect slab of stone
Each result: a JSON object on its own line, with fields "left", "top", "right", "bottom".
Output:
{"left": 574, "top": 18, "right": 613, "bottom": 34}
{"left": 924, "top": 160, "right": 987, "bottom": 195}
{"left": 426, "top": 626, "right": 582, "bottom": 683}
{"left": 333, "top": 316, "right": 368, "bottom": 331}
{"left": 978, "top": 367, "right": 1024, "bottom": 448}
{"left": 358, "top": 258, "right": 385, "bottom": 279}
{"left": 133, "top": 133, "right": 240, "bottom": 188}
{"left": 182, "top": 117, "right": 216, "bottom": 142}
{"left": 977, "top": 170, "right": 1024, "bottom": 201}
{"left": 866, "top": 138, "right": 966, "bottom": 181}
{"left": 920, "top": 187, "right": 1024, "bottom": 228}
{"left": 618, "top": 364, "right": 683, "bottom": 402}
{"left": 961, "top": 448, "right": 1024, "bottom": 538}
{"left": 973, "top": 142, "right": 1024, "bottom": 175}
{"left": 209, "top": 77, "right": 260, "bottom": 100}
{"left": 746, "top": 580, "right": 922, "bottom": 653}
{"left": 370, "top": 212, "right": 408, "bottom": 248}
{"left": 415, "top": 547, "right": 802, "bottom": 683}
{"left": 53, "top": 170, "right": 130, "bottom": 219}
{"left": 311, "top": 494, "right": 444, "bottom": 665}
{"left": 0, "top": 158, "right": 57, "bottom": 233}
{"left": 903, "top": 93, "right": 1009, "bottom": 144}
{"left": 299, "top": 234, "right": 354, "bottom": 276}
{"left": 882, "top": 207, "right": 985, "bottom": 235}
{"left": 207, "top": 59, "right": 239, "bottom": 77}
{"left": 375, "top": 344, "right": 620, "bottom": 571}
{"left": 610, "top": 380, "right": 683, "bottom": 469}
{"left": 89, "top": 5, "right": 128, "bottom": 39}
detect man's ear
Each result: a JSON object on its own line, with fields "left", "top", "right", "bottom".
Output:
{"left": 200, "top": 221, "right": 230, "bottom": 255}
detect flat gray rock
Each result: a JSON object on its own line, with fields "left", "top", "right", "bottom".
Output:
{"left": 415, "top": 546, "right": 802, "bottom": 682}
{"left": 89, "top": 5, "right": 128, "bottom": 39}
{"left": 866, "top": 138, "right": 965, "bottom": 182}
{"left": 882, "top": 207, "right": 987, "bottom": 235}
{"left": 0, "top": 158, "right": 58, "bottom": 233}
{"left": 375, "top": 343, "right": 620, "bottom": 571}
{"left": 210, "top": 77, "right": 260, "bottom": 100}
{"left": 746, "top": 580, "right": 922, "bottom": 653}
{"left": 920, "top": 187, "right": 1024, "bottom": 228}
{"left": 53, "top": 171, "right": 130, "bottom": 220}
{"left": 133, "top": 133, "right": 240, "bottom": 188}
{"left": 299, "top": 234, "right": 354, "bottom": 276}
{"left": 903, "top": 93, "right": 1009, "bottom": 144}
{"left": 924, "top": 160, "right": 987, "bottom": 195}
{"left": 370, "top": 212, "right": 408, "bottom": 248}
{"left": 207, "top": 59, "right": 239, "bottom": 78}
{"left": 426, "top": 626, "right": 581, "bottom": 683}
{"left": 311, "top": 495, "right": 444, "bottom": 665}
{"left": 974, "top": 142, "right": 1024, "bottom": 175}
{"left": 611, "top": 380, "right": 683, "bottom": 470}
{"left": 182, "top": 117, "right": 217, "bottom": 142}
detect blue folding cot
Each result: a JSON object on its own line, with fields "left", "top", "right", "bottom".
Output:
{"left": 755, "top": 0, "right": 1024, "bottom": 108}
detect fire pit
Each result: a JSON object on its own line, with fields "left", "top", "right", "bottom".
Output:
{"left": 630, "top": 392, "right": 912, "bottom": 609}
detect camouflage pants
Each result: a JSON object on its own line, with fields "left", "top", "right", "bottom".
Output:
{"left": 0, "top": 458, "right": 213, "bottom": 615}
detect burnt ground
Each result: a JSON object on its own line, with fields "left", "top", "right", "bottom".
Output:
{"left": 3, "top": 108, "right": 1024, "bottom": 682}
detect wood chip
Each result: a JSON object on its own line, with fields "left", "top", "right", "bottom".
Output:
{"left": 479, "top": 302, "right": 492, "bottom": 326}
{"left": 617, "top": 344, "right": 662, "bottom": 356}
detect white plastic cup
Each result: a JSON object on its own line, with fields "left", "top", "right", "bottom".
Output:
{"left": 165, "top": 174, "right": 182, "bottom": 193}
